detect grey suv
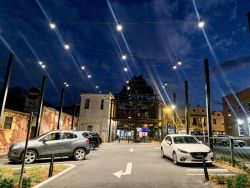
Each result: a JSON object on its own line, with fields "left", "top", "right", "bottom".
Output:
{"left": 8, "top": 130, "right": 90, "bottom": 164}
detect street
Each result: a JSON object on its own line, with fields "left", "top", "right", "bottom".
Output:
{"left": 0, "top": 142, "right": 237, "bottom": 188}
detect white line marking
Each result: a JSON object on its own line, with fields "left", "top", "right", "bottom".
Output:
{"left": 186, "top": 169, "right": 229, "bottom": 172}
{"left": 32, "top": 164, "right": 76, "bottom": 188}
{"left": 154, "top": 147, "right": 160, "bottom": 149}
{"left": 113, "top": 162, "right": 133, "bottom": 179}
{"left": 130, "top": 148, "right": 134, "bottom": 152}
{"left": 88, "top": 154, "right": 100, "bottom": 156}
{"left": 186, "top": 173, "right": 236, "bottom": 176}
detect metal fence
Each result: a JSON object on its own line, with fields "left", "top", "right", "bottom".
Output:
{"left": 194, "top": 135, "right": 250, "bottom": 165}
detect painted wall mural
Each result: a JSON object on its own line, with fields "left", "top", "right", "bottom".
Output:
{"left": 0, "top": 107, "right": 77, "bottom": 155}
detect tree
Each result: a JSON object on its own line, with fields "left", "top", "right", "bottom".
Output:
{"left": 116, "top": 76, "right": 160, "bottom": 141}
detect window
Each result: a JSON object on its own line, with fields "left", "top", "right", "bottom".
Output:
{"left": 85, "top": 98, "right": 90, "bottom": 109}
{"left": 193, "top": 109, "right": 196, "bottom": 112}
{"left": 82, "top": 132, "right": 89, "bottom": 138}
{"left": 63, "top": 133, "right": 77, "bottom": 139}
{"left": 238, "top": 106, "right": 243, "bottom": 113}
{"left": 100, "top": 99, "right": 104, "bottom": 110}
{"left": 202, "top": 109, "right": 205, "bottom": 112}
{"left": 4, "top": 116, "right": 13, "bottom": 129}
{"left": 192, "top": 117, "right": 197, "bottom": 125}
{"left": 217, "top": 113, "right": 220, "bottom": 116}
{"left": 213, "top": 119, "right": 216, "bottom": 125}
{"left": 248, "top": 102, "right": 250, "bottom": 112}
{"left": 44, "top": 133, "right": 61, "bottom": 141}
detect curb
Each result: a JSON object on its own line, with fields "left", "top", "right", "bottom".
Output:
{"left": 32, "top": 164, "right": 76, "bottom": 188}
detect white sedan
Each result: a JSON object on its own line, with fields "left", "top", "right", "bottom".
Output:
{"left": 161, "top": 134, "right": 214, "bottom": 164}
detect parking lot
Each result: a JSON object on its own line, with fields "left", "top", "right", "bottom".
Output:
{"left": 0, "top": 142, "right": 236, "bottom": 188}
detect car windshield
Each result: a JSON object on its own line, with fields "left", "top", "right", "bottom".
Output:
{"left": 173, "top": 136, "right": 199, "bottom": 144}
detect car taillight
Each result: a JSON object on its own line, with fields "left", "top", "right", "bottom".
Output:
{"left": 86, "top": 138, "right": 90, "bottom": 145}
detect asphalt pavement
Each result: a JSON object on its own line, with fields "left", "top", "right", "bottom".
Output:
{"left": 0, "top": 142, "right": 237, "bottom": 188}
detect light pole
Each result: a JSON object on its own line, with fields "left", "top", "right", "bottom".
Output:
{"left": 108, "top": 99, "right": 115, "bottom": 143}
{"left": 0, "top": 53, "right": 14, "bottom": 118}
{"left": 35, "top": 76, "right": 46, "bottom": 137}
{"left": 185, "top": 80, "right": 190, "bottom": 134}
{"left": 71, "top": 97, "right": 77, "bottom": 130}
{"left": 173, "top": 93, "right": 177, "bottom": 134}
{"left": 204, "top": 59, "right": 213, "bottom": 150}
{"left": 57, "top": 82, "right": 69, "bottom": 130}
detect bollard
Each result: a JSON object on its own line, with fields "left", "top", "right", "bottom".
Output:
{"left": 203, "top": 156, "right": 209, "bottom": 181}
{"left": 48, "top": 154, "right": 55, "bottom": 177}
{"left": 144, "top": 136, "right": 146, "bottom": 143}
{"left": 230, "top": 139, "right": 235, "bottom": 167}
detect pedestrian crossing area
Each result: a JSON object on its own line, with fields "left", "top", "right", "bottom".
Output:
{"left": 185, "top": 168, "right": 236, "bottom": 176}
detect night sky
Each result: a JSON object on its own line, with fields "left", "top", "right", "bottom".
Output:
{"left": 0, "top": 0, "right": 249, "bottom": 110}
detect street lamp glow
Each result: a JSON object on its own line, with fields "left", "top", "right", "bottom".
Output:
{"left": 127, "top": 86, "right": 130, "bottom": 90}
{"left": 171, "top": 104, "right": 176, "bottom": 110}
{"left": 237, "top": 118, "right": 243, "bottom": 124}
{"left": 66, "top": 84, "right": 69, "bottom": 87}
{"left": 122, "top": 54, "right": 127, "bottom": 60}
{"left": 64, "top": 44, "right": 70, "bottom": 50}
{"left": 38, "top": 61, "right": 43, "bottom": 65}
{"left": 126, "top": 80, "right": 129, "bottom": 84}
{"left": 49, "top": 22, "right": 56, "bottom": 29}
{"left": 177, "top": 60, "right": 182, "bottom": 66}
{"left": 81, "top": 65, "right": 85, "bottom": 70}
{"left": 116, "top": 24, "right": 123, "bottom": 32}
{"left": 41, "top": 64, "right": 46, "bottom": 69}
{"left": 124, "top": 67, "right": 128, "bottom": 72}
{"left": 96, "top": 85, "right": 99, "bottom": 89}
{"left": 173, "top": 65, "right": 177, "bottom": 70}
{"left": 198, "top": 19, "right": 205, "bottom": 28}
{"left": 99, "top": 91, "right": 102, "bottom": 94}
{"left": 87, "top": 74, "right": 92, "bottom": 78}
{"left": 247, "top": 117, "right": 250, "bottom": 123}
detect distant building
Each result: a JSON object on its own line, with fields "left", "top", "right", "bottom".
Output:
{"left": 223, "top": 87, "right": 250, "bottom": 136}
{"left": 77, "top": 93, "right": 117, "bottom": 142}
{"left": 163, "top": 106, "right": 225, "bottom": 135}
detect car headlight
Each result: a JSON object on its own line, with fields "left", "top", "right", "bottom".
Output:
{"left": 177, "top": 148, "right": 189, "bottom": 154}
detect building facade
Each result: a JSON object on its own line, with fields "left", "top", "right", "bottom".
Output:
{"left": 77, "top": 93, "right": 117, "bottom": 142}
{"left": 162, "top": 106, "right": 225, "bottom": 135}
{"left": 0, "top": 107, "right": 76, "bottom": 155}
{"left": 223, "top": 87, "right": 250, "bottom": 136}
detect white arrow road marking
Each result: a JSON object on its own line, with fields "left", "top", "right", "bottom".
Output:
{"left": 113, "top": 162, "right": 133, "bottom": 179}
{"left": 130, "top": 148, "right": 134, "bottom": 152}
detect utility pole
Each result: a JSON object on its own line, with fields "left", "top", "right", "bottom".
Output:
{"left": 35, "top": 76, "right": 46, "bottom": 137}
{"left": 108, "top": 99, "right": 113, "bottom": 143}
{"left": 204, "top": 59, "right": 213, "bottom": 150}
{"left": 173, "top": 93, "right": 177, "bottom": 134}
{"left": 0, "top": 53, "right": 14, "bottom": 118}
{"left": 185, "top": 80, "right": 189, "bottom": 134}
{"left": 247, "top": 12, "right": 250, "bottom": 32}
{"left": 57, "top": 88, "right": 65, "bottom": 130}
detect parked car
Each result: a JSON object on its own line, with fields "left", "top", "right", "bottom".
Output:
{"left": 8, "top": 130, "right": 90, "bottom": 164}
{"left": 161, "top": 134, "right": 213, "bottom": 165}
{"left": 216, "top": 135, "right": 246, "bottom": 147}
{"left": 81, "top": 131, "right": 101, "bottom": 149}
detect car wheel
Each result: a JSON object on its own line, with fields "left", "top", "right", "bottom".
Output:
{"left": 22, "top": 150, "right": 37, "bottom": 164}
{"left": 172, "top": 152, "right": 178, "bottom": 165}
{"left": 74, "top": 148, "right": 86, "bottom": 160}
{"left": 239, "top": 142, "right": 244, "bottom": 147}
{"left": 90, "top": 143, "right": 96, "bottom": 150}
{"left": 161, "top": 148, "right": 165, "bottom": 158}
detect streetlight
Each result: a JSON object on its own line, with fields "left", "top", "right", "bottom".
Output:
{"left": 38, "top": 61, "right": 43, "bottom": 65}
{"left": 173, "top": 65, "right": 177, "bottom": 70}
{"left": 198, "top": 19, "right": 205, "bottom": 29}
{"left": 162, "top": 82, "right": 168, "bottom": 88}
{"left": 116, "top": 23, "right": 123, "bottom": 32}
{"left": 126, "top": 80, "right": 129, "bottom": 84}
{"left": 96, "top": 85, "right": 99, "bottom": 89}
{"left": 122, "top": 54, "right": 127, "bottom": 60}
{"left": 81, "top": 65, "right": 85, "bottom": 70}
{"left": 64, "top": 44, "right": 70, "bottom": 50}
{"left": 124, "top": 67, "right": 128, "bottom": 72}
{"left": 127, "top": 86, "right": 130, "bottom": 90}
{"left": 171, "top": 104, "right": 176, "bottom": 110}
{"left": 177, "top": 60, "right": 182, "bottom": 66}
{"left": 41, "top": 64, "right": 46, "bottom": 69}
{"left": 87, "top": 73, "right": 92, "bottom": 78}
{"left": 49, "top": 22, "right": 56, "bottom": 29}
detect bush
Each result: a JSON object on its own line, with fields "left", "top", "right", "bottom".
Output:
{"left": 22, "top": 177, "right": 32, "bottom": 188}
{"left": 226, "top": 176, "right": 234, "bottom": 188}
{"left": 0, "top": 178, "right": 14, "bottom": 188}
{"left": 215, "top": 175, "right": 225, "bottom": 184}
{"left": 235, "top": 174, "right": 249, "bottom": 188}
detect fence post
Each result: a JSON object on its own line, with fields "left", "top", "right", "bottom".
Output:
{"left": 230, "top": 138, "right": 235, "bottom": 167}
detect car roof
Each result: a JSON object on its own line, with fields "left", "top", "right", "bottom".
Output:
{"left": 167, "top": 134, "right": 193, "bottom": 137}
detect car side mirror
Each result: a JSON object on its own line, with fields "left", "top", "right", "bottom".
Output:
{"left": 42, "top": 138, "right": 47, "bottom": 143}
{"left": 166, "top": 141, "right": 172, "bottom": 145}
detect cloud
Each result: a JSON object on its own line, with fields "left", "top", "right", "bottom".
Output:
{"left": 212, "top": 55, "right": 250, "bottom": 75}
